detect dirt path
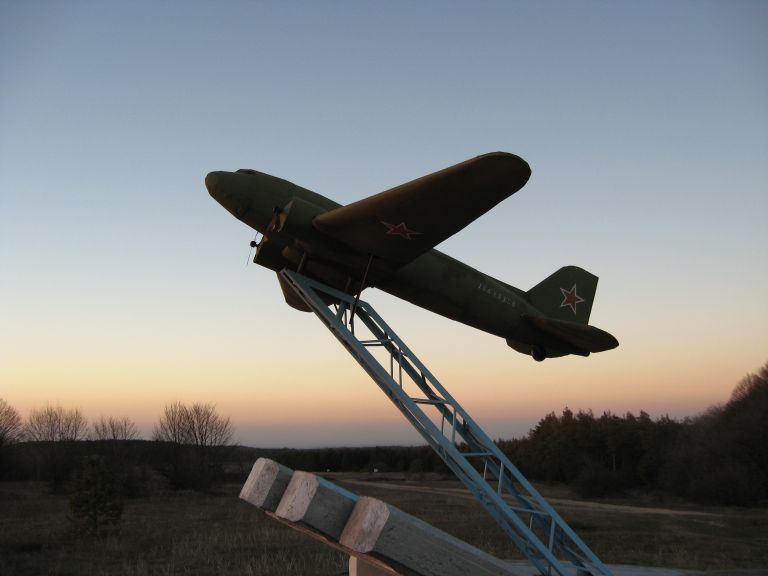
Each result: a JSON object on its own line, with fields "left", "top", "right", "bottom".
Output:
{"left": 339, "top": 479, "right": 724, "bottom": 518}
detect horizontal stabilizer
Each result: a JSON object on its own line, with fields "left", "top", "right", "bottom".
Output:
{"left": 313, "top": 152, "right": 531, "bottom": 266}
{"left": 523, "top": 315, "right": 619, "bottom": 354}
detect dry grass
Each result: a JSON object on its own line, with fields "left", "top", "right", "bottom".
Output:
{"left": 0, "top": 482, "right": 346, "bottom": 576}
{"left": 331, "top": 474, "right": 768, "bottom": 571}
{"left": 1, "top": 475, "right": 766, "bottom": 575}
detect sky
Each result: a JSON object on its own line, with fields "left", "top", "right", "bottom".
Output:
{"left": 1, "top": 1, "right": 766, "bottom": 448}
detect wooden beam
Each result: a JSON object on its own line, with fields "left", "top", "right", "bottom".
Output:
{"left": 349, "top": 556, "right": 399, "bottom": 576}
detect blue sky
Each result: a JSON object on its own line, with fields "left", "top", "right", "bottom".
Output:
{"left": 1, "top": 1, "right": 766, "bottom": 447}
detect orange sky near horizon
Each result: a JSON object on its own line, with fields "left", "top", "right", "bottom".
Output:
{"left": 2, "top": 2, "right": 766, "bottom": 448}
{"left": 3, "top": 283, "right": 763, "bottom": 446}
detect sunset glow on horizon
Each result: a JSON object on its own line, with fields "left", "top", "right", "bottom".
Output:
{"left": 2, "top": 1, "right": 766, "bottom": 448}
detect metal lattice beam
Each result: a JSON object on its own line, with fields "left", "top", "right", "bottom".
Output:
{"left": 280, "top": 269, "right": 612, "bottom": 576}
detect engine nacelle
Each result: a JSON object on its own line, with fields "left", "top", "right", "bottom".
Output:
{"left": 273, "top": 196, "right": 371, "bottom": 279}
{"left": 255, "top": 237, "right": 290, "bottom": 270}
{"left": 276, "top": 196, "right": 328, "bottom": 251}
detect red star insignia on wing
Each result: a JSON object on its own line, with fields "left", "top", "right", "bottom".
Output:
{"left": 560, "top": 284, "right": 585, "bottom": 315}
{"left": 381, "top": 221, "right": 422, "bottom": 240}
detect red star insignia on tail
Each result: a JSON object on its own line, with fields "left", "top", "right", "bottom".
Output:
{"left": 381, "top": 221, "right": 422, "bottom": 240}
{"left": 560, "top": 284, "right": 585, "bottom": 315}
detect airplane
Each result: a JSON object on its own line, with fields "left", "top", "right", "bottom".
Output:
{"left": 206, "top": 152, "right": 618, "bottom": 361}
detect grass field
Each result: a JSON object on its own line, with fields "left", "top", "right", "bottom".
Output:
{"left": 1, "top": 474, "right": 766, "bottom": 575}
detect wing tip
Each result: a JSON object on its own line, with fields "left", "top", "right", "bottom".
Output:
{"left": 472, "top": 151, "right": 532, "bottom": 183}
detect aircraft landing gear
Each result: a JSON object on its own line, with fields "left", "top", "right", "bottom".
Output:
{"left": 531, "top": 345, "right": 546, "bottom": 362}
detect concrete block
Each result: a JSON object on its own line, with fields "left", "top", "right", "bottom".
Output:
{"left": 340, "top": 496, "right": 521, "bottom": 576}
{"left": 239, "top": 458, "right": 294, "bottom": 512}
{"left": 275, "top": 470, "right": 359, "bottom": 540}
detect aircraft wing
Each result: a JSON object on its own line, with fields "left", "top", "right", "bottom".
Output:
{"left": 312, "top": 152, "right": 531, "bottom": 266}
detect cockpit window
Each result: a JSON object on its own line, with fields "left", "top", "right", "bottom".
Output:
{"left": 236, "top": 169, "right": 257, "bottom": 175}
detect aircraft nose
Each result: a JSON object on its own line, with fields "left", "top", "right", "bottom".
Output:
{"left": 205, "top": 171, "right": 221, "bottom": 199}
{"left": 206, "top": 171, "right": 249, "bottom": 219}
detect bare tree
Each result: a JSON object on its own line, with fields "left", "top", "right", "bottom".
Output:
{"left": 153, "top": 402, "right": 233, "bottom": 447}
{"left": 153, "top": 402, "right": 234, "bottom": 491}
{"left": 25, "top": 405, "right": 88, "bottom": 442}
{"left": 0, "top": 398, "right": 23, "bottom": 446}
{"left": 22, "top": 405, "right": 88, "bottom": 489}
{"left": 185, "top": 403, "right": 234, "bottom": 447}
{"left": 153, "top": 402, "right": 189, "bottom": 444}
{"left": 91, "top": 416, "right": 139, "bottom": 441}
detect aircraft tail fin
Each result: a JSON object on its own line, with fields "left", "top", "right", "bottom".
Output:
{"left": 527, "top": 266, "right": 598, "bottom": 325}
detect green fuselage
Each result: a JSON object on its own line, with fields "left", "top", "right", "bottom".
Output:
{"left": 206, "top": 167, "right": 618, "bottom": 360}
{"left": 206, "top": 169, "right": 534, "bottom": 340}
{"left": 382, "top": 251, "right": 529, "bottom": 339}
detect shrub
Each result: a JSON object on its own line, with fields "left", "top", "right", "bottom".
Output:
{"left": 69, "top": 455, "right": 123, "bottom": 536}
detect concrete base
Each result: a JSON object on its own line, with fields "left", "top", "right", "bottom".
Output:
{"left": 240, "top": 459, "right": 752, "bottom": 576}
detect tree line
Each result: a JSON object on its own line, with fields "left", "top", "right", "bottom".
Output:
{"left": 1, "top": 362, "right": 766, "bottom": 507}
{"left": 499, "top": 362, "right": 768, "bottom": 505}
{"left": 0, "top": 401, "right": 232, "bottom": 445}
{"left": 0, "top": 401, "right": 234, "bottom": 492}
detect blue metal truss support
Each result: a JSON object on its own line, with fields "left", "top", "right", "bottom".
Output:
{"left": 280, "top": 269, "right": 612, "bottom": 576}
